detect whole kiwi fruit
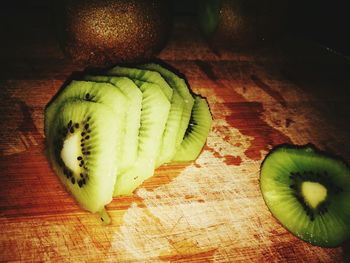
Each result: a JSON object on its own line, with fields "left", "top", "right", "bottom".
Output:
{"left": 198, "top": 0, "right": 288, "bottom": 49}
{"left": 54, "top": 0, "right": 172, "bottom": 66}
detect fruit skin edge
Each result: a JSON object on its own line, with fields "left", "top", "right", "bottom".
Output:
{"left": 259, "top": 143, "right": 350, "bottom": 247}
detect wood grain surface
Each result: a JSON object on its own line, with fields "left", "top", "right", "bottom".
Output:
{"left": 1, "top": 14, "right": 350, "bottom": 262}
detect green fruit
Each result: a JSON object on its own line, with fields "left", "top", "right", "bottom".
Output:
{"left": 54, "top": 0, "right": 172, "bottom": 66}
{"left": 260, "top": 144, "right": 350, "bottom": 247}
{"left": 107, "top": 65, "right": 185, "bottom": 166}
{"left": 82, "top": 76, "right": 142, "bottom": 173}
{"left": 108, "top": 66, "right": 173, "bottom": 100}
{"left": 198, "top": 0, "right": 288, "bottom": 48}
{"left": 46, "top": 99, "right": 120, "bottom": 222}
{"left": 172, "top": 96, "right": 212, "bottom": 162}
{"left": 44, "top": 80, "right": 127, "bottom": 173}
{"left": 114, "top": 81, "right": 170, "bottom": 195}
{"left": 140, "top": 63, "right": 195, "bottom": 148}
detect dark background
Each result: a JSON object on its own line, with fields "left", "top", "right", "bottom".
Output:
{"left": 0, "top": 0, "right": 349, "bottom": 56}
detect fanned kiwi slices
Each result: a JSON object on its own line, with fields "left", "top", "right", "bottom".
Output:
{"left": 260, "top": 144, "right": 350, "bottom": 247}
{"left": 44, "top": 62, "right": 213, "bottom": 221}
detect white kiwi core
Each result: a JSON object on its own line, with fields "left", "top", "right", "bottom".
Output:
{"left": 301, "top": 181, "right": 327, "bottom": 209}
{"left": 61, "top": 133, "right": 82, "bottom": 174}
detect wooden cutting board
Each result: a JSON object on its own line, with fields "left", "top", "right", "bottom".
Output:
{"left": 1, "top": 17, "right": 350, "bottom": 262}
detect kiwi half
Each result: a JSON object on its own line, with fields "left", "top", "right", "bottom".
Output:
{"left": 82, "top": 76, "right": 143, "bottom": 173}
{"left": 260, "top": 144, "right": 350, "bottom": 247}
{"left": 46, "top": 99, "right": 120, "bottom": 222}
{"left": 140, "top": 63, "right": 195, "bottom": 148}
{"left": 172, "top": 95, "right": 212, "bottom": 162}
{"left": 107, "top": 65, "right": 185, "bottom": 166}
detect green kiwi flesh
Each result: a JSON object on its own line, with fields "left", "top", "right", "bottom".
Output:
{"left": 107, "top": 66, "right": 185, "bottom": 166}
{"left": 114, "top": 81, "right": 170, "bottom": 195}
{"left": 44, "top": 80, "right": 127, "bottom": 175}
{"left": 156, "top": 90, "right": 184, "bottom": 166}
{"left": 46, "top": 99, "right": 119, "bottom": 221}
{"left": 82, "top": 75, "right": 143, "bottom": 173}
{"left": 140, "top": 63, "right": 195, "bottom": 148}
{"left": 172, "top": 96, "right": 212, "bottom": 162}
{"left": 260, "top": 144, "right": 350, "bottom": 247}
{"left": 107, "top": 66, "right": 173, "bottom": 100}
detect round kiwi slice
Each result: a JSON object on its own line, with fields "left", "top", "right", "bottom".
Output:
{"left": 107, "top": 65, "right": 185, "bottom": 166}
{"left": 260, "top": 144, "right": 350, "bottom": 247}
{"left": 140, "top": 63, "right": 195, "bottom": 148}
{"left": 172, "top": 95, "right": 212, "bottom": 162}
{"left": 107, "top": 66, "right": 173, "bottom": 100}
{"left": 44, "top": 80, "right": 128, "bottom": 174}
{"left": 114, "top": 81, "right": 171, "bottom": 195}
{"left": 46, "top": 99, "right": 120, "bottom": 222}
{"left": 82, "top": 75, "right": 143, "bottom": 174}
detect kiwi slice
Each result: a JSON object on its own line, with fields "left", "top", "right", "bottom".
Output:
{"left": 172, "top": 96, "right": 212, "bottom": 162}
{"left": 140, "top": 63, "right": 195, "bottom": 148}
{"left": 107, "top": 66, "right": 185, "bottom": 166}
{"left": 114, "top": 82, "right": 170, "bottom": 195}
{"left": 156, "top": 90, "right": 184, "bottom": 165}
{"left": 44, "top": 80, "right": 127, "bottom": 173}
{"left": 260, "top": 144, "right": 350, "bottom": 247}
{"left": 82, "top": 76, "right": 143, "bottom": 173}
{"left": 107, "top": 66, "right": 173, "bottom": 100}
{"left": 46, "top": 99, "right": 120, "bottom": 222}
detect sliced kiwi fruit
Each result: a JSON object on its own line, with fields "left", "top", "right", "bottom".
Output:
{"left": 107, "top": 66, "right": 185, "bottom": 166}
{"left": 114, "top": 81, "right": 170, "bottom": 195}
{"left": 155, "top": 90, "right": 184, "bottom": 165}
{"left": 82, "top": 76, "right": 143, "bottom": 173}
{"left": 260, "top": 144, "right": 350, "bottom": 247}
{"left": 44, "top": 80, "right": 127, "bottom": 174}
{"left": 107, "top": 66, "right": 173, "bottom": 100}
{"left": 140, "top": 63, "right": 195, "bottom": 148}
{"left": 172, "top": 96, "right": 212, "bottom": 162}
{"left": 45, "top": 62, "right": 213, "bottom": 218}
{"left": 46, "top": 99, "right": 120, "bottom": 222}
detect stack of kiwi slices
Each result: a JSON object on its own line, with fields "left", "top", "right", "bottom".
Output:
{"left": 44, "top": 63, "right": 212, "bottom": 222}
{"left": 260, "top": 144, "right": 350, "bottom": 247}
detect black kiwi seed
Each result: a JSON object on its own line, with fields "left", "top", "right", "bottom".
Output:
{"left": 70, "top": 127, "right": 74, "bottom": 133}
{"left": 81, "top": 143, "right": 84, "bottom": 147}
{"left": 80, "top": 160, "right": 84, "bottom": 165}
{"left": 74, "top": 123, "right": 79, "bottom": 129}
{"left": 77, "top": 156, "right": 82, "bottom": 160}
{"left": 81, "top": 138, "right": 84, "bottom": 142}
{"left": 84, "top": 123, "right": 89, "bottom": 130}
{"left": 85, "top": 93, "right": 90, "bottom": 99}
{"left": 78, "top": 180, "right": 83, "bottom": 188}
{"left": 81, "top": 132, "right": 85, "bottom": 136}
{"left": 80, "top": 173, "right": 84, "bottom": 178}
{"left": 71, "top": 177, "right": 75, "bottom": 184}
{"left": 85, "top": 135, "right": 90, "bottom": 140}
{"left": 67, "top": 120, "right": 72, "bottom": 128}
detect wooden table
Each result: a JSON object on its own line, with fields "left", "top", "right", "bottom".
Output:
{"left": 1, "top": 14, "right": 350, "bottom": 262}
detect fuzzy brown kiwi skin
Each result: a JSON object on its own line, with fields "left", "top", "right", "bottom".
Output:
{"left": 54, "top": 0, "right": 173, "bottom": 66}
